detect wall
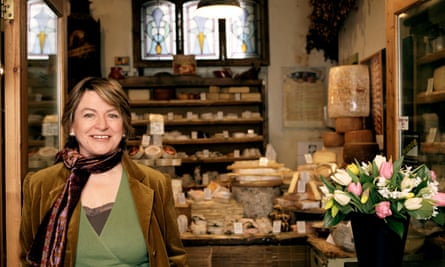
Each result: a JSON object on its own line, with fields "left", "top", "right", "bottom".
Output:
{"left": 89, "top": 0, "right": 385, "bottom": 170}
{"left": 338, "top": 0, "right": 386, "bottom": 63}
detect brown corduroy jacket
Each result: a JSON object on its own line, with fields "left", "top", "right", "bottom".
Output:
{"left": 20, "top": 152, "right": 188, "bottom": 266}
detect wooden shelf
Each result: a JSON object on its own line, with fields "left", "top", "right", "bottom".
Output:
{"left": 163, "top": 136, "right": 264, "bottom": 145}
{"left": 121, "top": 76, "right": 263, "bottom": 88}
{"left": 131, "top": 118, "right": 263, "bottom": 126}
{"left": 180, "top": 156, "right": 259, "bottom": 164}
{"left": 417, "top": 49, "right": 445, "bottom": 65}
{"left": 416, "top": 90, "right": 445, "bottom": 104}
{"left": 129, "top": 99, "right": 261, "bottom": 107}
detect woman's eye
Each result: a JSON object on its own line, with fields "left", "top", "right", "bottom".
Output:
{"left": 83, "top": 113, "right": 95, "bottom": 118}
{"left": 108, "top": 113, "right": 120, "bottom": 119}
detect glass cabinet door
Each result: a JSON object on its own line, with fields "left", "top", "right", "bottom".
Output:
{"left": 398, "top": 0, "right": 445, "bottom": 190}
{"left": 27, "top": 0, "right": 62, "bottom": 172}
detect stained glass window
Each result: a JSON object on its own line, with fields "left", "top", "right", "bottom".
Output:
{"left": 183, "top": 1, "right": 219, "bottom": 59}
{"left": 226, "top": 0, "right": 259, "bottom": 59}
{"left": 27, "top": 0, "right": 57, "bottom": 59}
{"left": 133, "top": 0, "right": 269, "bottom": 67}
{"left": 141, "top": 0, "right": 176, "bottom": 60}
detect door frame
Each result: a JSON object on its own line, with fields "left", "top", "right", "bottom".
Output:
{"left": 3, "top": 0, "right": 66, "bottom": 265}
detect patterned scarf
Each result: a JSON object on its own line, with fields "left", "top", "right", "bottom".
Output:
{"left": 26, "top": 148, "right": 123, "bottom": 266}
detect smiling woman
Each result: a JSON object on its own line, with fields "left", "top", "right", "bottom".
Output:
{"left": 19, "top": 77, "right": 188, "bottom": 266}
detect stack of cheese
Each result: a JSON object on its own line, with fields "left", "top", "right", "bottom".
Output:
{"left": 277, "top": 150, "right": 337, "bottom": 210}
{"left": 329, "top": 117, "right": 380, "bottom": 165}
{"left": 227, "top": 158, "right": 290, "bottom": 187}
{"left": 326, "top": 65, "right": 380, "bottom": 165}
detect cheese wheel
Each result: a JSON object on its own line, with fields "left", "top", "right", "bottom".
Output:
{"left": 335, "top": 117, "right": 364, "bottom": 133}
{"left": 345, "top": 129, "right": 373, "bottom": 143}
{"left": 323, "top": 131, "right": 345, "bottom": 147}
{"left": 343, "top": 142, "right": 380, "bottom": 164}
{"left": 313, "top": 150, "right": 337, "bottom": 164}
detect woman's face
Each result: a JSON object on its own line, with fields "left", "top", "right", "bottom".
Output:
{"left": 71, "top": 90, "right": 124, "bottom": 157}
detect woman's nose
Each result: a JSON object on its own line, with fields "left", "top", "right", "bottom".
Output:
{"left": 96, "top": 115, "right": 109, "bottom": 129}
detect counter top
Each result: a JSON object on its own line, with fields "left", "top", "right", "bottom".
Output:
{"left": 181, "top": 231, "right": 308, "bottom": 246}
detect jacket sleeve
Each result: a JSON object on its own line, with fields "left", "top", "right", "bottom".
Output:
{"left": 157, "top": 173, "right": 188, "bottom": 266}
{"left": 19, "top": 172, "right": 36, "bottom": 266}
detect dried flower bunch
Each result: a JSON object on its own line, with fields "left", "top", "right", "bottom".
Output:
{"left": 320, "top": 155, "right": 445, "bottom": 239}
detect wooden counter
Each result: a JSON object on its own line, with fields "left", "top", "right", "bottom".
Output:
{"left": 181, "top": 232, "right": 310, "bottom": 267}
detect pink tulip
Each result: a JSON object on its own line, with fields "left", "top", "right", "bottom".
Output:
{"left": 379, "top": 161, "right": 393, "bottom": 179}
{"left": 347, "top": 182, "right": 362, "bottom": 196}
{"left": 431, "top": 170, "right": 437, "bottom": 181}
{"left": 375, "top": 201, "right": 392, "bottom": 219}
{"left": 433, "top": 192, "right": 445, "bottom": 207}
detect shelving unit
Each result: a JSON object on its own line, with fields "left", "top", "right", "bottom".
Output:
{"left": 120, "top": 75, "right": 268, "bottom": 176}
{"left": 387, "top": 0, "right": 445, "bottom": 189}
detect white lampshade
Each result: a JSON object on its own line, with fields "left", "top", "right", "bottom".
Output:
{"left": 195, "top": 0, "right": 243, "bottom": 18}
{"left": 327, "top": 65, "right": 370, "bottom": 118}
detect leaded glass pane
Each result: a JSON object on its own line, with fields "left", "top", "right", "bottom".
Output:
{"left": 183, "top": 1, "right": 219, "bottom": 59}
{"left": 141, "top": 0, "right": 176, "bottom": 60}
{"left": 226, "top": 1, "right": 259, "bottom": 59}
{"left": 27, "top": 0, "right": 57, "bottom": 59}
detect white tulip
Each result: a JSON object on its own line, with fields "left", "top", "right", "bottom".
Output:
{"left": 405, "top": 197, "right": 423, "bottom": 210}
{"left": 334, "top": 190, "right": 351, "bottom": 206}
{"left": 331, "top": 169, "right": 352, "bottom": 186}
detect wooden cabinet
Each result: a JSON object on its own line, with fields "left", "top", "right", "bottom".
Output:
{"left": 120, "top": 75, "right": 268, "bottom": 176}
{"left": 386, "top": 0, "right": 445, "bottom": 186}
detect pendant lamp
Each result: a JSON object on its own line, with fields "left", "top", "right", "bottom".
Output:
{"left": 195, "top": 0, "right": 242, "bottom": 18}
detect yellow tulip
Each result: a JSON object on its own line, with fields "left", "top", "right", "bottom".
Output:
{"left": 406, "top": 192, "right": 414, "bottom": 199}
{"left": 347, "top": 163, "right": 360, "bottom": 175}
{"left": 325, "top": 198, "right": 334, "bottom": 209}
{"left": 361, "top": 188, "right": 370, "bottom": 203}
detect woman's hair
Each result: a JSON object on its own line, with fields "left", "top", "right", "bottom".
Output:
{"left": 62, "top": 77, "right": 134, "bottom": 139}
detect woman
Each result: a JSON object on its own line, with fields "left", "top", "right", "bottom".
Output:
{"left": 20, "top": 77, "right": 187, "bottom": 266}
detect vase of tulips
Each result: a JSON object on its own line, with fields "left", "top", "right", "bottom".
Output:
{"left": 320, "top": 155, "right": 445, "bottom": 267}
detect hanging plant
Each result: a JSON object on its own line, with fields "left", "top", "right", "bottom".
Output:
{"left": 306, "top": 0, "right": 357, "bottom": 62}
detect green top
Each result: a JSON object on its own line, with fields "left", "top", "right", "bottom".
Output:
{"left": 75, "top": 171, "right": 149, "bottom": 267}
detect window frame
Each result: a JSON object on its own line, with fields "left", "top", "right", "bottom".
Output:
{"left": 132, "top": 0, "right": 269, "bottom": 68}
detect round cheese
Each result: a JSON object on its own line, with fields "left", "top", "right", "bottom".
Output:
{"left": 343, "top": 142, "right": 380, "bottom": 164}
{"left": 323, "top": 131, "right": 345, "bottom": 147}
{"left": 345, "top": 129, "right": 373, "bottom": 143}
{"left": 335, "top": 117, "right": 364, "bottom": 133}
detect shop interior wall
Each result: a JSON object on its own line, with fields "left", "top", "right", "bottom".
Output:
{"left": 89, "top": 0, "right": 385, "bottom": 170}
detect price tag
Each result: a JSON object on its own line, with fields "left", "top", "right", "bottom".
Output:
{"left": 272, "top": 220, "right": 281, "bottom": 233}
{"left": 177, "top": 192, "right": 186, "bottom": 205}
{"left": 296, "top": 221, "right": 306, "bottom": 234}
{"left": 149, "top": 114, "right": 164, "bottom": 135}
{"left": 234, "top": 222, "right": 243, "bottom": 234}
{"left": 141, "top": 134, "right": 150, "bottom": 147}
{"left": 259, "top": 157, "right": 268, "bottom": 166}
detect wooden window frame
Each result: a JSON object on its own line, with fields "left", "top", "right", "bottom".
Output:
{"left": 131, "top": 0, "right": 269, "bottom": 69}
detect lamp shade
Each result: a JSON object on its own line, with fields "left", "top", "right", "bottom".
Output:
{"left": 327, "top": 65, "right": 370, "bottom": 118}
{"left": 195, "top": 0, "right": 242, "bottom": 18}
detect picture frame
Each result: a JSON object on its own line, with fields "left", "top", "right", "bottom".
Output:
{"left": 282, "top": 66, "right": 326, "bottom": 128}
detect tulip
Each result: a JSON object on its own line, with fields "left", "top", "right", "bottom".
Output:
{"left": 431, "top": 170, "right": 437, "bottom": 181}
{"left": 401, "top": 176, "right": 416, "bottom": 191}
{"left": 347, "top": 182, "right": 362, "bottom": 196}
{"left": 379, "top": 161, "right": 393, "bottom": 179}
{"left": 375, "top": 201, "right": 392, "bottom": 218}
{"left": 361, "top": 188, "right": 370, "bottom": 204}
{"left": 331, "top": 169, "right": 352, "bottom": 186}
{"left": 432, "top": 192, "right": 445, "bottom": 207}
{"left": 334, "top": 190, "right": 351, "bottom": 206}
{"left": 347, "top": 163, "right": 360, "bottom": 175}
{"left": 374, "top": 155, "right": 387, "bottom": 169}
{"left": 405, "top": 197, "right": 423, "bottom": 210}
